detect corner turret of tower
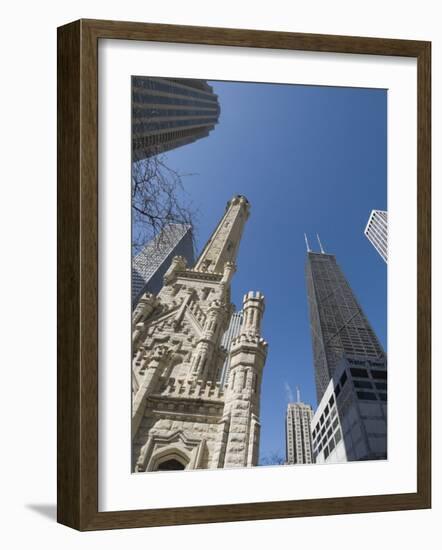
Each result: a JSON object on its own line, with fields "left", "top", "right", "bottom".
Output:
{"left": 221, "top": 261, "right": 236, "bottom": 284}
{"left": 243, "top": 290, "right": 265, "bottom": 306}
{"left": 239, "top": 290, "right": 266, "bottom": 338}
{"left": 163, "top": 255, "right": 188, "bottom": 285}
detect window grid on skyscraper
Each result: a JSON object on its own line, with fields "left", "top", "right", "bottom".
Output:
{"left": 132, "top": 77, "right": 220, "bottom": 160}
{"left": 306, "top": 251, "right": 386, "bottom": 403}
{"left": 132, "top": 223, "right": 194, "bottom": 308}
{"left": 286, "top": 402, "right": 315, "bottom": 464}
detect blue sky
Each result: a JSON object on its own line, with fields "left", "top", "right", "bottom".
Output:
{"left": 161, "top": 80, "right": 387, "bottom": 462}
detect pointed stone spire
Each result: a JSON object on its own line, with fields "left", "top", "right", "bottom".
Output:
{"left": 296, "top": 385, "right": 301, "bottom": 403}
{"left": 195, "top": 195, "right": 250, "bottom": 274}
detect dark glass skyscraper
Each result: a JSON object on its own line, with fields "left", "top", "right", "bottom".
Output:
{"left": 132, "top": 223, "right": 194, "bottom": 308}
{"left": 306, "top": 250, "right": 386, "bottom": 403}
{"left": 132, "top": 77, "right": 220, "bottom": 160}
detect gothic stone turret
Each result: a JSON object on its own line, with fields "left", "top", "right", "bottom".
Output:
{"left": 223, "top": 291, "right": 268, "bottom": 467}
{"left": 131, "top": 195, "right": 268, "bottom": 471}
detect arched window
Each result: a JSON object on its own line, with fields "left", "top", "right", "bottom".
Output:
{"left": 156, "top": 458, "right": 186, "bottom": 471}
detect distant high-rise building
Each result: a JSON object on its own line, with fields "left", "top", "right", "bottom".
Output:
{"left": 132, "top": 223, "right": 194, "bottom": 308}
{"left": 364, "top": 210, "right": 388, "bottom": 263}
{"left": 286, "top": 397, "right": 315, "bottom": 465}
{"left": 132, "top": 77, "right": 221, "bottom": 160}
{"left": 220, "top": 311, "right": 244, "bottom": 386}
{"left": 305, "top": 237, "right": 386, "bottom": 403}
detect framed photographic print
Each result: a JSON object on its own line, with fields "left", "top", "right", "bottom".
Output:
{"left": 57, "top": 19, "right": 431, "bottom": 531}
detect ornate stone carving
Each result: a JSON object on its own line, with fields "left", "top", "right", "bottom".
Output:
{"left": 132, "top": 196, "right": 268, "bottom": 471}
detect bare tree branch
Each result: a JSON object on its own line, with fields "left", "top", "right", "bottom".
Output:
{"left": 131, "top": 148, "right": 198, "bottom": 256}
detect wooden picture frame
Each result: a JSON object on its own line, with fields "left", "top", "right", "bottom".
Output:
{"left": 57, "top": 18, "right": 431, "bottom": 531}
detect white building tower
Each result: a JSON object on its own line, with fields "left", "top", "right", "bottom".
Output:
{"left": 285, "top": 388, "right": 315, "bottom": 465}
{"left": 364, "top": 210, "right": 388, "bottom": 263}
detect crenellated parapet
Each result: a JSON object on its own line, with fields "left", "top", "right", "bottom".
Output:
{"left": 161, "top": 378, "right": 226, "bottom": 400}
{"left": 230, "top": 333, "right": 268, "bottom": 355}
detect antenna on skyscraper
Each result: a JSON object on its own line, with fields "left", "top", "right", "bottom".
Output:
{"left": 296, "top": 386, "right": 301, "bottom": 403}
{"left": 316, "top": 233, "right": 325, "bottom": 254}
{"left": 304, "top": 233, "right": 311, "bottom": 252}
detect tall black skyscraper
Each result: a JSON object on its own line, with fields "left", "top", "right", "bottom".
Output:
{"left": 132, "top": 223, "right": 194, "bottom": 308}
{"left": 132, "top": 77, "right": 220, "bottom": 161}
{"left": 305, "top": 242, "right": 386, "bottom": 403}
